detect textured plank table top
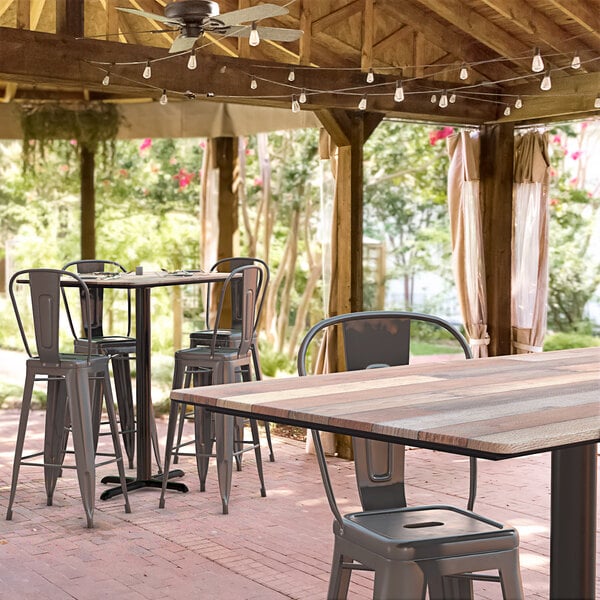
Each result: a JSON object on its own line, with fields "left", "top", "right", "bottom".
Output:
{"left": 172, "top": 347, "right": 600, "bottom": 460}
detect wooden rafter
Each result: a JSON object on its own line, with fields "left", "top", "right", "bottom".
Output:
{"left": 312, "top": 0, "right": 362, "bottom": 35}
{"left": 547, "top": 0, "right": 600, "bottom": 42}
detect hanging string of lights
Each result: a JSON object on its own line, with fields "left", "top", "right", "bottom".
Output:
{"left": 87, "top": 45, "right": 600, "bottom": 113}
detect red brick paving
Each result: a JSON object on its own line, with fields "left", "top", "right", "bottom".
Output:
{"left": 0, "top": 409, "right": 598, "bottom": 599}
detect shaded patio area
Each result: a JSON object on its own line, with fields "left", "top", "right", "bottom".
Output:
{"left": 1, "top": 409, "right": 597, "bottom": 599}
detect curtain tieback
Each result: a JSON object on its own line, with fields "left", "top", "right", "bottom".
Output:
{"left": 513, "top": 341, "right": 543, "bottom": 353}
{"left": 469, "top": 337, "right": 490, "bottom": 347}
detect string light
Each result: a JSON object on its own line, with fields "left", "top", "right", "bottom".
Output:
{"left": 503, "top": 105, "right": 511, "bottom": 116}
{"left": 430, "top": 94, "right": 437, "bottom": 103}
{"left": 449, "top": 93, "right": 457, "bottom": 103}
{"left": 250, "top": 76, "right": 258, "bottom": 90}
{"left": 366, "top": 68, "right": 374, "bottom": 83}
{"left": 143, "top": 61, "right": 152, "bottom": 79}
{"left": 288, "top": 69, "right": 295, "bottom": 82}
{"left": 459, "top": 63, "right": 469, "bottom": 80}
{"left": 184, "top": 90, "right": 196, "bottom": 99}
{"left": 571, "top": 53, "right": 581, "bottom": 69}
{"left": 358, "top": 95, "right": 367, "bottom": 110}
{"left": 159, "top": 89, "right": 168, "bottom": 105}
{"left": 249, "top": 22, "right": 260, "bottom": 46}
{"left": 531, "top": 48, "right": 544, "bottom": 73}
{"left": 187, "top": 52, "right": 197, "bottom": 70}
{"left": 515, "top": 96, "right": 523, "bottom": 109}
{"left": 540, "top": 70, "right": 552, "bottom": 91}
{"left": 102, "top": 72, "right": 110, "bottom": 86}
{"left": 394, "top": 80, "right": 404, "bottom": 102}
{"left": 299, "top": 89, "right": 307, "bottom": 103}
{"left": 439, "top": 90, "right": 448, "bottom": 108}
{"left": 291, "top": 95, "right": 300, "bottom": 113}
{"left": 595, "top": 95, "right": 600, "bottom": 109}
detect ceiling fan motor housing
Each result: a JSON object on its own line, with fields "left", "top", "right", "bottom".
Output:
{"left": 164, "top": 0, "right": 220, "bottom": 21}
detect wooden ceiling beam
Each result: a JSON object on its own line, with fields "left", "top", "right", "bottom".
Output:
{"left": 547, "top": 0, "right": 600, "bottom": 42}
{"left": 298, "top": 0, "right": 312, "bottom": 65}
{"left": 312, "top": 1, "right": 362, "bottom": 35}
{"left": 16, "top": 0, "right": 29, "bottom": 28}
{"left": 361, "top": 0, "right": 374, "bottom": 72}
{"left": 377, "top": 1, "right": 520, "bottom": 83}
{"left": 56, "top": 0, "right": 83, "bottom": 37}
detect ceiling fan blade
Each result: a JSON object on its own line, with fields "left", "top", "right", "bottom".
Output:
{"left": 117, "top": 7, "right": 183, "bottom": 26}
{"left": 216, "top": 4, "right": 288, "bottom": 27}
{"left": 226, "top": 25, "right": 303, "bottom": 43}
{"left": 169, "top": 34, "right": 199, "bottom": 54}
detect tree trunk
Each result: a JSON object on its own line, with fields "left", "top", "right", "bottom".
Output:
{"left": 80, "top": 146, "right": 95, "bottom": 259}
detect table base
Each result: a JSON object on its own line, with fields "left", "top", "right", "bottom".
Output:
{"left": 99, "top": 470, "right": 188, "bottom": 500}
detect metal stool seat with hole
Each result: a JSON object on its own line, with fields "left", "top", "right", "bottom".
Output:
{"left": 186, "top": 256, "right": 275, "bottom": 462}
{"left": 160, "top": 265, "right": 267, "bottom": 514}
{"left": 6, "top": 268, "right": 131, "bottom": 528}
{"left": 63, "top": 259, "right": 161, "bottom": 471}
{"left": 312, "top": 432, "right": 523, "bottom": 600}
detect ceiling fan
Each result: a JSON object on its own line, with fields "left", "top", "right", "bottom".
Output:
{"left": 118, "top": 0, "right": 303, "bottom": 53}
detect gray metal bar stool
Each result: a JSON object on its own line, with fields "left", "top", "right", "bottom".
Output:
{"left": 63, "top": 259, "right": 161, "bottom": 471}
{"left": 6, "top": 268, "right": 131, "bottom": 528}
{"left": 160, "top": 265, "right": 267, "bottom": 514}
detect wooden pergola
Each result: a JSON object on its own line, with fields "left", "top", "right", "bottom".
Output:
{"left": 0, "top": 0, "right": 598, "bottom": 356}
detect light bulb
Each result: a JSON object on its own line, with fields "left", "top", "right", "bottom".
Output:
{"left": 159, "top": 89, "right": 168, "bottom": 105}
{"left": 540, "top": 71, "right": 552, "bottom": 91}
{"left": 250, "top": 77, "right": 258, "bottom": 90}
{"left": 503, "top": 105, "right": 511, "bottom": 116}
{"left": 299, "top": 89, "right": 307, "bottom": 103}
{"left": 531, "top": 48, "right": 544, "bottom": 73}
{"left": 394, "top": 80, "right": 404, "bottom": 102}
{"left": 366, "top": 68, "right": 374, "bottom": 84}
{"left": 449, "top": 93, "right": 457, "bottom": 103}
{"left": 515, "top": 96, "right": 523, "bottom": 109}
{"left": 249, "top": 22, "right": 260, "bottom": 46}
{"left": 187, "top": 53, "right": 197, "bottom": 70}
{"left": 143, "top": 61, "right": 152, "bottom": 79}
{"left": 291, "top": 96, "right": 300, "bottom": 113}
{"left": 571, "top": 53, "right": 581, "bottom": 69}
{"left": 459, "top": 63, "right": 468, "bottom": 80}
{"left": 430, "top": 94, "right": 437, "bottom": 103}
{"left": 439, "top": 91, "right": 448, "bottom": 108}
{"left": 358, "top": 95, "right": 367, "bottom": 110}
{"left": 184, "top": 90, "right": 196, "bottom": 100}
{"left": 595, "top": 95, "right": 600, "bottom": 109}
{"left": 288, "top": 69, "right": 295, "bottom": 82}
{"left": 102, "top": 73, "right": 110, "bottom": 86}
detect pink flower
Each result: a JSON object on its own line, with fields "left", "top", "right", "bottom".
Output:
{"left": 173, "top": 168, "right": 194, "bottom": 189}
{"left": 429, "top": 126, "right": 454, "bottom": 145}
{"left": 70, "top": 139, "right": 78, "bottom": 146}
{"left": 58, "top": 164, "right": 69, "bottom": 173}
{"left": 199, "top": 141, "right": 206, "bottom": 149}
{"left": 550, "top": 198, "right": 559, "bottom": 206}
{"left": 169, "top": 157, "right": 178, "bottom": 165}
{"left": 119, "top": 169, "right": 129, "bottom": 177}
{"left": 569, "top": 177, "right": 578, "bottom": 186}
{"left": 571, "top": 151, "right": 581, "bottom": 160}
{"left": 245, "top": 148, "right": 254, "bottom": 156}
{"left": 549, "top": 168, "right": 557, "bottom": 177}
{"left": 253, "top": 176, "right": 262, "bottom": 187}
{"left": 139, "top": 138, "right": 152, "bottom": 151}
{"left": 552, "top": 135, "right": 562, "bottom": 144}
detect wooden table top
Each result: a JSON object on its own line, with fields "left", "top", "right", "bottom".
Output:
{"left": 171, "top": 347, "right": 600, "bottom": 460}
{"left": 76, "top": 270, "right": 230, "bottom": 289}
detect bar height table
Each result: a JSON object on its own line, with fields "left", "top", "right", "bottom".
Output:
{"left": 171, "top": 347, "right": 599, "bottom": 600}
{"left": 69, "top": 270, "right": 231, "bottom": 497}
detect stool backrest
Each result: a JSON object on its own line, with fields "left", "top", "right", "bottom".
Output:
{"left": 298, "top": 311, "right": 472, "bottom": 513}
{"left": 63, "top": 259, "right": 130, "bottom": 339}
{"left": 10, "top": 268, "right": 93, "bottom": 366}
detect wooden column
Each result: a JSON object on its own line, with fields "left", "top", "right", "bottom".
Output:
{"left": 80, "top": 146, "right": 95, "bottom": 260}
{"left": 316, "top": 109, "right": 383, "bottom": 313}
{"left": 212, "top": 137, "right": 238, "bottom": 261}
{"left": 480, "top": 123, "right": 514, "bottom": 357}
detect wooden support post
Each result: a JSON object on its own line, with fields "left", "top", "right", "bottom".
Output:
{"left": 212, "top": 137, "right": 238, "bottom": 261}
{"left": 480, "top": 123, "right": 514, "bottom": 357}
{"left": 80, "top": 146, "right": 95, "bottom": 260}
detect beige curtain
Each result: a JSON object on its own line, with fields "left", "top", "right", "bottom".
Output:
{"left": 447, "top": 131, "right": 489, "bottom": 358}
{"left": 512, "top": 131, "right": 550, "bottom": 353}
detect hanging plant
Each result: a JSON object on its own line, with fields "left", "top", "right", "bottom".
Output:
{"left": 19, "top": 102, "right": 121, "bottom": 171}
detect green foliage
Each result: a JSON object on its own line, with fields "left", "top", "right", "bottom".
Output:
{"left": 543, "top": 332, "right": 600, "bottom": 351}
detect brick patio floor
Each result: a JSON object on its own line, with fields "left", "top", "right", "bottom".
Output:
{"left": 0, "top": 409, "right": 598, "bottom": 599}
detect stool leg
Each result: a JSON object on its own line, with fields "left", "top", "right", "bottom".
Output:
{"left": 327, "top": 547, "right": 353, "bottom": 600}
{"left": 44, "top": 376, "right": 68, "bottom": 505}
{"left": 67, "top": 369, "right": 96, "bottom": 529}
{"left": 150, "top": 406, "right": 162, "bottom": 472}
{"left": 112, "top": 354, "right": 135, "bottom": 469}
{"left": 249, "top": 419, "right": 266, "bottom": 497}
{"left": 250, "top": 345, "right": 275, "bottom": 462}
{"left": 195, "top": 406, "right": 213, "bottom": 492}
{"left": 499, "top": 549, "right": 524, "bottom": 600}
{"left": 373, "top": 559, "right": 426, "bottom": 600}
{"left": 214, "top": 412, "right": 234, "bottom": 515}
{"left": 6, "top": 371, "right": 35, "bottom": 521}
{"left": 102, "top": 369, "right": 131, "bottom": 514}
{"left": 159, "top": 400, "right": 180, "bottom": 509}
